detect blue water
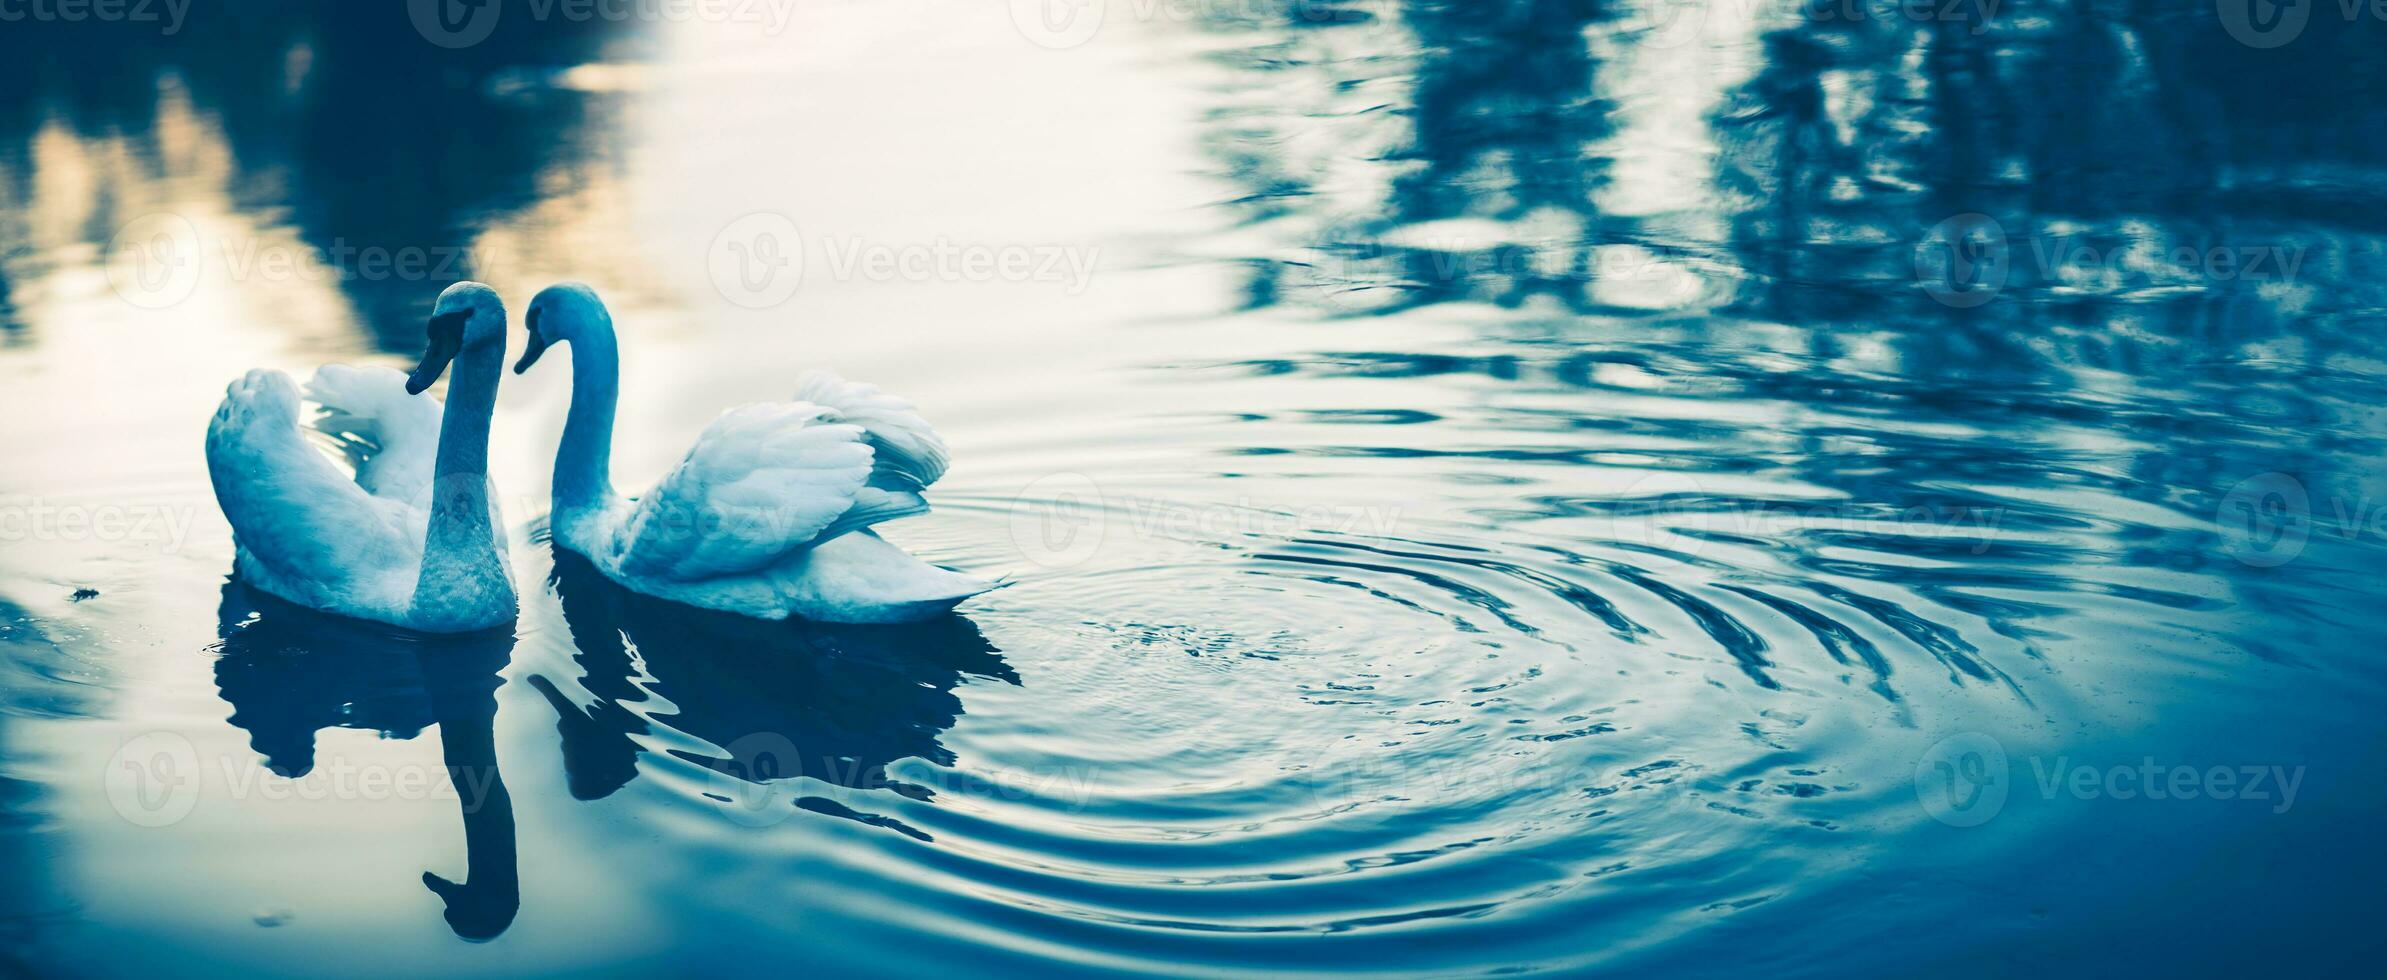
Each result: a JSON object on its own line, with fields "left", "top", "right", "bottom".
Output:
{"left": 3, "top": 1, "right": 2386, "bottom": 976}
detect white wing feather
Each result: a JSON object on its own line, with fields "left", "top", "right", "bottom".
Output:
{"left": 303, "top": 364, "right": 444, "bottom": 505}
{"left": 794, "top": 370, "right": 949, "bottom": 491}
{"left": 205, "top": 370, "right": 415, "bottom": 608}
{"left": 616, "top": 403, "right": 876, "bottom": 582}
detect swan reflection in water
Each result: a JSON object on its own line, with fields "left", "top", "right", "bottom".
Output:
{"left": 210, "top": 579, "right": 520, "bottom": 941}
{"left": 530, "top": 546, "right": 1017, "bottom": 841}
{"left": 202, "top": 548, "right": 1011, "bottom": 939}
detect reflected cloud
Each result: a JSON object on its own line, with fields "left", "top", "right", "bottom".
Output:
{"left": 0, "top": 4, "right": 635, "bottom": 351}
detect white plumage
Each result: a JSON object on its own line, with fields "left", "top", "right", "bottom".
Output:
{"left": 207, "top": 368, "right": 421, "bottom": 619}
{"left": 305, "top": 363, "right": 446, "bottom": 506}
{"left": 794, "top": 369, "right": 950, "bottom": 491}
{"left": 615, "top": 403, "right": 874, "bottom": 582}
{"left": 523, "top": 283, "right": 994, "bottom": 623}
{"left": 204, "top": 283, "right": 518, "bottom": 633}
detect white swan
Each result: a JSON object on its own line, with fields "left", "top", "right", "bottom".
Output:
{"left": 204, "top": 282, "right": 518, "bottom": 633}
{"left": 513, "top": 283, "right": 993, "bottom": 623}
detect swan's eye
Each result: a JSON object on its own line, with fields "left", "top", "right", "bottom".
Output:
{"left": 429, "top": 310, "right": 471, "bottom": 345}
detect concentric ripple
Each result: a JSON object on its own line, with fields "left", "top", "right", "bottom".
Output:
{"left": 479, "top": 297, "right": 2387, "bottom": 974}
{"left": 495, "top": 450, "right": 2147, "bottom": 973}
{"left": 7, "top": 0, "right": 2387, "bottom": 975}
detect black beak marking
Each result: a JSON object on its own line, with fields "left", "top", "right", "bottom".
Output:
{"left": 513, "top": 306, "right": 550, "bottom": 375}
{"left": 407, "top": 309, "right": 473, "bottom": 395}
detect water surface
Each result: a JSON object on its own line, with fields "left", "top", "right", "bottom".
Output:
{"left": 3, "top": 2, "right": 2385, "bottom": 976}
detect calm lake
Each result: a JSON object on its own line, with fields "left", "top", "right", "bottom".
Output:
{"left": 2, "top": 1, "right": 2384, "bottom": 976}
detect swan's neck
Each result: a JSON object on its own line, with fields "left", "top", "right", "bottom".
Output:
{"left": 414, "top": 343, "right": 511, "bottom": 621}
{"left": 555, "top": 321, "right": 620, "bottom": 514}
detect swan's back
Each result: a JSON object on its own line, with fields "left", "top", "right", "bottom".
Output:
{"left": 206, "top": 369, "right": 420, "bottom": 619}
{"left": 615, "top": 403, "right": 875, "bottom": 582}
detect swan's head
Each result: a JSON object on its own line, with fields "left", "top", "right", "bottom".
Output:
{"left": 513, "top": 282, "right": 610, "bottom": 375}
{"left": 407, "top": 281, "right": 509, "bottom": 395}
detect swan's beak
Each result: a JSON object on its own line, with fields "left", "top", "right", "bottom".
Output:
{"left": 408, "top": 310, "right": 470, "bottom": 395}
{"left": 513, "top": 311, "right": 550, "bottom": 375}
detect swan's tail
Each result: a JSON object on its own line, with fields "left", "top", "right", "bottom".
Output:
{"left": 844, "top": 560, "right": 999, "bottom": 624}
{"left": 787, "top": 531, "right": 1000, "bottom": 624}
{"left": 217, "top": 368, "right": 302, "bottom": 428}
